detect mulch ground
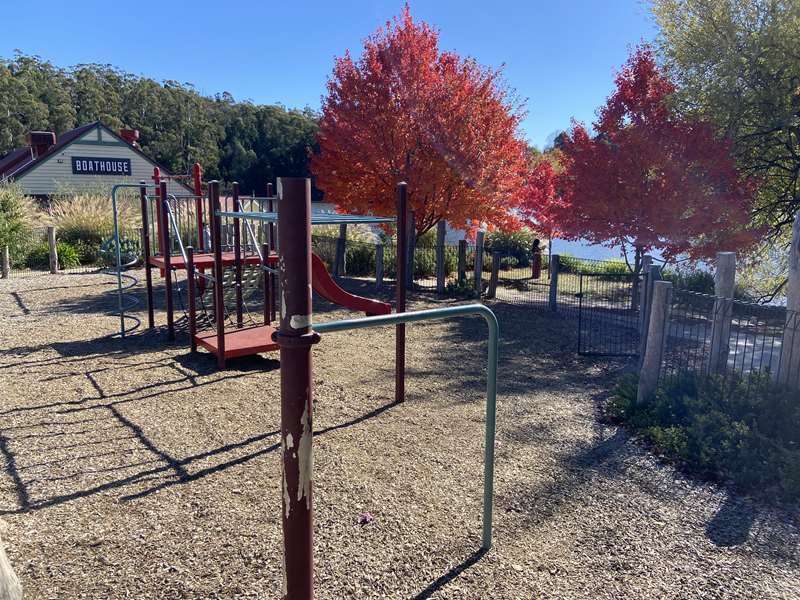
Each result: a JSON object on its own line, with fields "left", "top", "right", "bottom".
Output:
{"left": 0, "top": 270, "right": 798, "bottom": 599}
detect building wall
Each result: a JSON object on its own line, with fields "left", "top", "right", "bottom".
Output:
{"left": 16, "top": 124, "right": 189, "bottom": 196}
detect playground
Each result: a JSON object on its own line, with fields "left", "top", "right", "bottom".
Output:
{"left": 1, "top": 268, "right": 798, "bottom": 599}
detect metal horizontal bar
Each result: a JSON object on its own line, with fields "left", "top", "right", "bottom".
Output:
{"left": 313, "top": 303, "right": 499, "bottom": 550}
{"left": 215, "top": 210, "right": 396, "bottom": 225}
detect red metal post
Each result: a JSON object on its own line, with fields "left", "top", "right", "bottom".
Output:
{"left": 233, "top": 182, "right": 244, "bottom": 328}
{"left": 192, "top": 163, "right": 204, "bottom": 251}
{"left": 395, "top": 182, "right": 408, "bottom": 403}
{"left": 153, "top": 167, "right": 163, "bottom": 255}
{"left": 187, "top": 246, "right": 197, "bottom": 352}
{"left": 160, "top": 181, "right": 175, "bottom": 341}
{"left": 273, "top": 177, "right": 318, "bottom": 600}
{"left": 139, "top": 183, "right": 155, "bottom": 329}
{"left": 262, "top": 242, "right": 271, "bottom": 325}
{"left": 210, "top": 181, "right": 226, "bottom": 369}
{"left": 267, "top": 182, "right": 277, "bottom": 323}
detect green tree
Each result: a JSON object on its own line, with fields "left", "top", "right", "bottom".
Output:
{"left": 653, "top": 0, "right": 800, "bottom": 241}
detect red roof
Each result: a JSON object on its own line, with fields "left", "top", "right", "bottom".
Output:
{"left": 0, "top": 122, "right": 98, "bottom": 180}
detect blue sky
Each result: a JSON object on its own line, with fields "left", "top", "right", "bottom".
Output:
{"left": 2, "top": 0, "right": 656, "bottom": 149}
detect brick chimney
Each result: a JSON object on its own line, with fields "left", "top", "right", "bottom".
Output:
{"left": 27, "top": 131, "right": 56, "bottom": 158}
{"left": 119, "top": 128, "right": 140, "bottom": 148}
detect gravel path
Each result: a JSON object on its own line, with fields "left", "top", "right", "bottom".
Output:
{"left": 0, "top": 271, "right": 797, "bottom": 599}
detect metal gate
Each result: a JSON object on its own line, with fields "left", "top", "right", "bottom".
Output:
{"left": 577, "top": 272, "right": 641, "bottom": 356}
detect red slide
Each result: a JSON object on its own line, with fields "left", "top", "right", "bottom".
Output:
{"left": 311, "top": 253, "right": 392, "bottom": 316}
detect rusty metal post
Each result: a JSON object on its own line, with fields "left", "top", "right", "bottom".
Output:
{"left": 395, "top": 182, "right": 408, "bottom": 403}
{"left": 193, "top": 163, "right": 204, "bottom": 251}
{"left": 139, "top": 183, "right": 155, "bottom": 329}
{"left": 187, "top": 247, "right": 197, "bottom": 352}
{"left": 233, "top": 183, "right": 244, "bottom": 328}
{"left": 273, "top": 177, "right": 318, "bottom": 600}
{"left": 262, "top": 242, "right": 271, "bottom": 325}
{"left": 160, "top": 181, "right": 175, "bottom": 341}
{"left": 210, "top": 181, "right": 226, "bottom": 368}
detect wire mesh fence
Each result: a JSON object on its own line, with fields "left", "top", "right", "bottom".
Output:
{"left": 2, "top": 226, "right": 144, "bottom": 278}
{"left": 661, "top": 288, "right": 800, "bottom": 391}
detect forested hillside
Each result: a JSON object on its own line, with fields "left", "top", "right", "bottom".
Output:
{"left": 0, "top": 52, "right": 318, "bottom": 193}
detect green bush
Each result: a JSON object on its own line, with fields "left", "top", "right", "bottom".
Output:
{"left": 661, "top": 266, "right": 753, "bottom": 301}
{"left": 25, "top": 242, "right": 81, "bottom": 270}
{"left": 345, "top": 242, "right": 376, "bottom": 276}
{"left": 486, "top": 229, "right": 537, "bottom": 267}
{"left": 444, "top": 277, "right": 479, "bottom": 298}
{"left": 608, "top": 372, "right": 800, "bottom": 500}
{"left": 559, "top": 254, "right": 630, "bottom": 275}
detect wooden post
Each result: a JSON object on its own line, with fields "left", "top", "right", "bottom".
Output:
{"left": 274, "top": 177, "right": 318, "bottom": 600}
{"left": 457, "top": 240, "right": 467, "bottom": 285}
{"left": 637, "top": 280, "right": 673, "bottom": 403}
{"left": 406, "top": 211, "right": 416, "bottom": 290}
{"left": 639, "top": 264, "right": 662, "bottom": 366}
{"left": 187, "top": 247, "right": 197, "bottom": 353}
{"left": 633, "top": 255, "right": 652, "bottom": 312}
{"left": 375, "top": 243, "right": 384, "bottom": 289}
{"left": 1, "top": 246, "right": 9, "bottom": 279}
{"left": 47, "top": 226, "right": 58, "bottom": 273}
{"left": 487, "top": 251, "right": 501, "bottom": 299}
{"left": 435, "top": 220, "right": 446, "bottom": 295}
{"left": 638, "top": 256, "right": 654, "bottom": 334}
{"left": 778, "top": 213, "right": 800, "bottom": 388}
{"left": 708, "top": 252, "right": 736, "bottom": 375}
{"left": 474, "top": 230, "right": 485, "bottom": 295}
{"left": 549, "top": 254, "right": 560, "bottom": 312}
{"left": 0, "top": 530, "right": 22, "bottom": 600}
{"left": 334, "top": 223, "right": 347, "bottom": 277}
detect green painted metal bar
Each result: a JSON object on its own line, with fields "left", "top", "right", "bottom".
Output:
{"left": 216, "top": 210, "right": 396, "bottom": 225}
{"left": 313, "top": 303, "right": 499, "bottom": 550}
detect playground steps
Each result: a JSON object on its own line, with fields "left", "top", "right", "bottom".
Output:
{"left": 195, "top": 324, "right": 279, "bottom": 360}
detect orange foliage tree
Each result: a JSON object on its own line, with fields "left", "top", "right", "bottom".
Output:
{"left": 525, "top": 46, "right": 758, "bottom": 267}
{"left": 312, "top": 7, "right": 529, "bottom": 235}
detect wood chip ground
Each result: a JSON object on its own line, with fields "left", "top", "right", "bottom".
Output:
{"left": 0, "top": 271, "right": 798, "bottom": 599}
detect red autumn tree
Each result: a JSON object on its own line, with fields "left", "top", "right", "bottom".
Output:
{"left": 525, "top": 46, "right": 758, "bottom": 268}
{"left": 312, "top": 6, "right": 529, "bottom": 235}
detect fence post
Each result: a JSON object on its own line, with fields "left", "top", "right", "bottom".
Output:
{"left": 487, "top": 251, "right": 500, "bottom": 299}
{"left": 1, "top": 246, "right": 9, "bottom": 278}
{"left": 406, "top": 211, "right": 416, "bottom": 290}
{"left": 375, "top": 243, "right": 384, "bottom": 289}
{"left": 334, "top": 223, "right": 347, "bottom": 277}
{"left": 708, "top": 252, "right": 736, "bottom": 375}
{"left": 457, "top": 240, "right": 467, "bottom": 285}
{"left": 637, "top": 280, "right": 673, "bottom": 404}
{"left": 778, "top": 212, "right": 800, "bottom": 388}
{"left": 435, "top": 220, "right": 446, "bottom": 295}
{"left": 639, "top": 264, "right": 662, "bottom": 366}
{"left": 639, "top": 257, "right": 654, "bottom": 334}
{"left": 549, "top": 254, "right": 560, "bottom": 312}
{"left": 47, "top": 226, "right": 58, "bottom": 273}
{"left": 474, "top": 230, "right": 485, "bottom": 295}
{"left": 634, "top": 255, "right": 652, "bottom": 312}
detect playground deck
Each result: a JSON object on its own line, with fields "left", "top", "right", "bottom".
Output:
{"left": 194, "top": 324, "right": 280, "bottom": 359}
{"left": 147, "top": 251, "right": 276, "bottom": 270}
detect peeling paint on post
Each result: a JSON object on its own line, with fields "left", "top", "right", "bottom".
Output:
{"left": 273, "top": 177, "right": 318, "bottom": 600}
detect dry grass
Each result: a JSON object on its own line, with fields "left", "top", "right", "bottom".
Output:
{"left": 0, "top": 271, "right": 798, "bottom": 599}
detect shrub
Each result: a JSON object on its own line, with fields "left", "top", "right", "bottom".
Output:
{"left": 25, "top": 242, "right": 81, "bottom": 270}
{"left": 445, "top": 278, "right": 479, "bottom": 298}
{"left": 0, "top": 182, "right": 40, "bottom": 250}
{"left": 51, "top": 193, "right": 140, "bottom": 262}
{"left": 345, "top": 242, "right": 376, "bottom": 276}
{"left": 661, "top": 266, "right": 753, "bottom": 301}
{"left": 485, "top": 229, "right": 537, "bottom": 267}
{"left": 559, "top": 254, "right": 629, "bottom": 275}
{"left": 608, "top": 372, "right": 800, "bottom": 501}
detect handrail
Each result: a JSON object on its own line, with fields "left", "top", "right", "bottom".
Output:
{"left": 313, "top": 303, "right": 499, "bottom": 550}
{"left": 165, "top": 194, "right": 190, "bottom": 265}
